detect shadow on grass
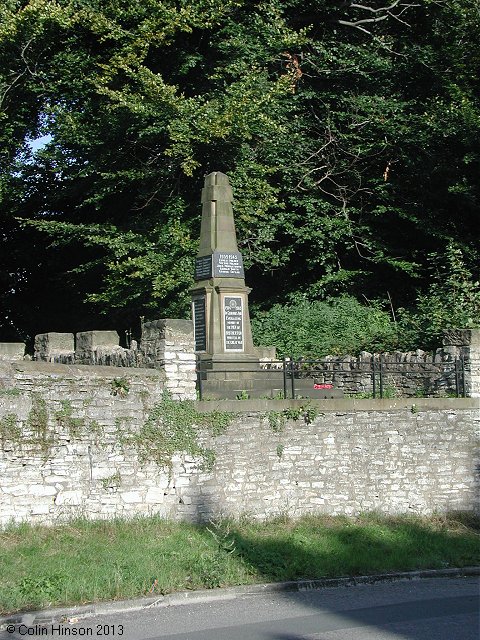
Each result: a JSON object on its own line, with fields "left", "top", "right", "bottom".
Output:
{"left": 1, "top": 511, "right": 478, "bottom": 639}
{"left": 226, "top": 512, "right": 480, "bottom": 582}
{"left": 215, "top": 512, "right": 480, "bottom": 640}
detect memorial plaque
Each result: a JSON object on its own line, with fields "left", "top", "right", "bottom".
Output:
{"left": 213, "top": 251, "right": 244, "bottom": 278}
{"left": 224, "top": 296, "right": 244, "bottom": 351}
{"left": 195, "top": 255, "right": 212, "bottom": 281}
{"left": 193, "top": 296, "right": 207, "bottom": 351}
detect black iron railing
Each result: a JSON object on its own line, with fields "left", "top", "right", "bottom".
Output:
{"left": 196, "top": 356, "right": 472, "bottom": 400}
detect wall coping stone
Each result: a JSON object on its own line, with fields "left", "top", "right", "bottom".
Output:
{"left": 76, "top": 330, "right": 120, "bottom": 349}
{"left": 1, "top": 361, "right": 165, "bottom": 379}
{"left": 195, "top": 397, "right": 480, "bottom": 413}
{"left": 142, "top": 318, "right": 193, "bottom": 335}
{"left": 0, "top": 343, "right": 25, "bottom": 359}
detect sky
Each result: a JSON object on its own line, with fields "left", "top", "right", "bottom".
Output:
{"left": 27, "top": 134, "right": 52, "bottom": 153}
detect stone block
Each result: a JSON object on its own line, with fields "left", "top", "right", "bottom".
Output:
{"left": 29, "top": 484, "right": 57, "bottom": 497}
{"left": 76, "top": 331, "right": 120, "bottom": 351}
{"left": 55, "top": 490, "right": 82, "bottom": 505}
{"left": 2, "top": 484, "right": 27, "bottom": 496}
{"left": 31, "top": 503, "right": 51, "bottom": 515}
{"left": 121, "top": 491, "right": 142, "bottom": 504}
{"left": 141, "top": 319, "right": 193, "bottom": 343}
{"left": 34, "top": 333, "right": 75, "bottom": 359}
{"left": 255, "top": 346, "right": 277, "bottom": 360}
{"left": 0, "top": 343, "right": 25, "bottom": 360}
{"left": 145, "top": 488, "right": 165, "bottom": 503}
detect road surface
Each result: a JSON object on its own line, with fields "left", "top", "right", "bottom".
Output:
{"left": 2, "top": 576, "right": 478, "bottom": 640}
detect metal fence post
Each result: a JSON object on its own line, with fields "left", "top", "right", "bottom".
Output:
{"left": 290, "top": 357, "right": 296, "bottom": 399}
{"left": 454, "top": 359, "right": 460, "bottom": 397}
{"left": 197, "top": 360, "right": 203, "bottom": 401}
{"left": 372, "top": 357, "right": 376, "bottom": 398}
{"left": 282, "top": 357, "right": 288, "bottom": 399}
{"left": 379, "top": 355, "right": 384, "bottom": 399}
{"left": 461, "top": 356, "right": 467, "bottom": 397}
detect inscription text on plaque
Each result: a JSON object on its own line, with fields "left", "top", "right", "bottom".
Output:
{"left": 193, "top": 296, "right": 207, "bottom": 352}
{"left": 224, "top": 296, "right": 244, "bottom": 351}
{"left": 213, "top": 251, "right": 244, "bottom": 278}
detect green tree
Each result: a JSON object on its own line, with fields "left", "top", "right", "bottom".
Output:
{"left": 0, "top": 1, "right": 478, "bottom": 346}
{"left": 398, "top": 242, "right": 480, "bottom": 349}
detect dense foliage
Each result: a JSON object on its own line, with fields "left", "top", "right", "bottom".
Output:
{"left": 1, "top": 1, "right": 479, "bottom": 351}
{"left": 251, "top": 295, "right": 399, "bottom": 357}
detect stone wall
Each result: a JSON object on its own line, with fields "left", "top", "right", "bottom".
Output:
{"left": 292, "top": 330, "right": 480, "bottom": 398}
{"left": 139, "top": 319, "right": 196, "bottom": 400}
{"left": 2, "top": 326, "right": 479, "bottom": 400}
{"left": 5, "top": 319, "right": 198, "bottom": 400}
{"left": 192, "top": 398, "right": 479, "bottom": 520}
{"left": 0, "top": 361, "right": 165, "bottom": 524}
{"left": 1, "top": 363, "right": 478, "bottom": 525}
{"left": 302, "top": 349, "right": 458, "bottom": 397}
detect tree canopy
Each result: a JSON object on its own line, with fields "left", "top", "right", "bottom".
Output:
{"left": 1, "top": 0, "right": 479, "bottom": 350}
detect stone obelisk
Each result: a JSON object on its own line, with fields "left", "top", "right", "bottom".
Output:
{"left": 190, "top": 172, "right": 258, "bottom": 368}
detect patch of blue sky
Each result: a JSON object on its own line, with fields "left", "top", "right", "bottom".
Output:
{"left": 26, "top": 134, "right": 53, "bottom": 153}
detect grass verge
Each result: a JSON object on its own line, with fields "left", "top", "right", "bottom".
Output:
{"left": 1, "top": 512, "right": 479, "bottom": 615}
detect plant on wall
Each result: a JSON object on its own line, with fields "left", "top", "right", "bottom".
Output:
{"left": 124, "top": 391, "right": 233, "bottom": 473}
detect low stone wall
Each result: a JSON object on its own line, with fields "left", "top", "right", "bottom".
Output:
{"left": 303, "top": 349, "right": 458, "bottom": 397}
{"left": 28, "top": 320, "right": 197, "bottom": 400}
{"left": 294, "top": 329, "right": 480, "bottom": 398}
{"left": 1, "top": 370, "right": 478, "bottom": 525}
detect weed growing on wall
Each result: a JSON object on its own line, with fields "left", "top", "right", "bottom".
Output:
{"left": 0, "top": 390, "right": 232, "bottom": 470}
{"left": 267, "top": 403, "right": 319, "bottom": 432}
{"left": 0, "top": 413, "right": 21, "bottom": 448}
{"left": 0, "top": 394, "right": 105, "bottom": 457}
{"left": 0, "top": 388, "right": 21, "bottom": 397}
{"left": 125, "top": 391, "right": 233, "bottom": 473}
{"left": 101, "top": 471, "right": 121, "bottom": 491}
{"left": 110, "top": 377, "right": 130, "bottom": 397}
{"left": 55, "top": 400, "right": 85, "bottom": 439}
{"left": 267, "top": 411, "right": 286, "bottom": 433}
{"left": 27, "top": 394, "right": 54, "bottom": 458}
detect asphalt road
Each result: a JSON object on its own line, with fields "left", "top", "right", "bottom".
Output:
{"left": 2, "top": 577, "right": 479, "bottom": 640}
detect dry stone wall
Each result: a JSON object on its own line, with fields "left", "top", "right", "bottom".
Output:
{"left": 305, "top": 349, "right": 458, "bottom": 397}
{"left": 2, "top": 326, "right": 479, "bottom": 400}
{"left": 192, "top": 399, "right": 479, "bottom": 520}
{"left": 293, "top": 330, "right": 480, "bottom": 398}
{"left": 0, "top": 326, "right": 479, "bottom": 527}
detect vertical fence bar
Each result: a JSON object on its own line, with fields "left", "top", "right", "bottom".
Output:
{"left": 372, "top": 357, "right": 376, "bottom": 398}
{"left": 290, "top": 357, "right": 296, "bottom": 399}
{"left": 461, "top": 356, "right": 467, "bottom": 397}
{"left": 379, "top": 355, "right": 384, "bottom": 399}
{"left": 196, "top": 360, "right": 203, "bottom": 401}
{"left": 282, "top": 357, "right": 288, "bottom": 399}
{"left": 454, "top": 359, "right": 460, "bottom": 397}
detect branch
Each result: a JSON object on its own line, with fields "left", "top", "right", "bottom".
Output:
{"left": 338, "top": 1, "right": 420, "bottom": 36}
{"left": 348, "top": 1, "right": 402, "bottom": 13}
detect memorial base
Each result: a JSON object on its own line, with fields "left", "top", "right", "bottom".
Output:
{"left": 197, "top": 370, "right": 285, "bottom": 400}
{"left": 196, "top": 361, "right": 344, "bottom": 400}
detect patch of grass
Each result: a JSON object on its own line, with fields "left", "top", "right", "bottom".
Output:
{"left": 0, "top": 512, "right": 478, "bottom": 615}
